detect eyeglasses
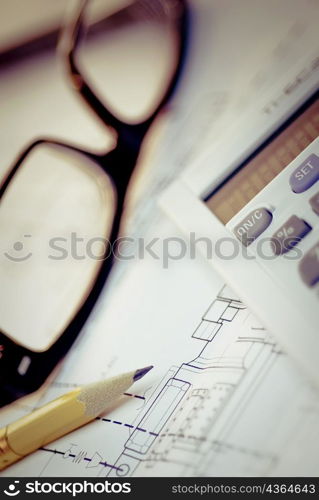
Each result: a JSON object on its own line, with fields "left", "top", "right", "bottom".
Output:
{"left": 0, "top": 0, "right": 188, "bottom": 407}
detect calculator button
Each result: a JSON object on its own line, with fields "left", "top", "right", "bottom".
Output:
{"left": 289, "top": 154, "right": 319, "bottom": 193}
{"left": 309, "top": 192, "right": 319, "bottom": 215}
{"left": 299, "top": 242, "right": 319, "bottom": 287}
{"left": 233, "top": 208, "right": 272, "bottom": 246}
{"left": 271, "top": 215, "right": 312, "bottom": 255}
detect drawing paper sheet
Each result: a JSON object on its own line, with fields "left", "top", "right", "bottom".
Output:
{"left": 2, "top": 218, "right": 319, "bottom": 477}
{"left": 1, "top": 0, "right": 319, "bottom": 477}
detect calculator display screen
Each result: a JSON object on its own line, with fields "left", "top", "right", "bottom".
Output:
{"left": 206, "top": 98, "right": 319, "bottom": 224}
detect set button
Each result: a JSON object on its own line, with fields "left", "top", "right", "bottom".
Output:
{"left": 289, "top": 154, "right": 319, "bottom": 193}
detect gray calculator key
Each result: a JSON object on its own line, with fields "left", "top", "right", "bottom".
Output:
{"left": 309, "top": 192, "right": 319, "bottom": 215}
{"left": 271, "top": 215, "right": 312, "bottom": 255}
{"left": 289, "top": 153, "right": 319, "bottom": 193}
{"left": 233, "top": 208, "right": 272, "bottom": 246}
{"left": 299, "top": 242, "right": 319, "bottom": 287}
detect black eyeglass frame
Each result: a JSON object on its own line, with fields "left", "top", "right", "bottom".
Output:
{"left": 0, "top": 0, "right": 189, "bottom": 407}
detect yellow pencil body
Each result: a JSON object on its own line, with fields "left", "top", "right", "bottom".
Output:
{"left": 0, "top": 388, "right": 87, "bottom": 469}
{"left": 0, "top": 366, "right": 152, "bottom": 471}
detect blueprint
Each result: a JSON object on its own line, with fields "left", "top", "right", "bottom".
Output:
{"left": 1, "top": 227, "right": 319, "bottom": 477}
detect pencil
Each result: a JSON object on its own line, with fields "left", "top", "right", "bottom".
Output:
{"left": 0, "top": 365, "right": 153, "bottom": 470}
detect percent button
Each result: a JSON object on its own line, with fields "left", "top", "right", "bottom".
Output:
{"left": 271, "top": 215, "right": 312, "bottom": 255}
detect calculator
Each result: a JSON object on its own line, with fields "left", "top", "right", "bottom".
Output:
{"left": 161, "top": 84, "right": 319, "bottom": 384}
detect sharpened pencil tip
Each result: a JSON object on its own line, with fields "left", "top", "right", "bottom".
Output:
{"left": 133, "top": 365, "right": 153, "bottom": 381}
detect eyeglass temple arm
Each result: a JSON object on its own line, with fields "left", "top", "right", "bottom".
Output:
{"left": 59, "top": 0, "right": 128, "bottom": 135}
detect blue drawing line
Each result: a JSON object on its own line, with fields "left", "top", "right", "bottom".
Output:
{"left": 40, "top": 447, "right": 123, "bottom": 471}
{"left": 95, "top": 416, "right": 159, "bottom": 437}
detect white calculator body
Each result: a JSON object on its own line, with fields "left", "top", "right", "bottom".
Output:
{"left": 161, "top": 79, "right": 319, "bottom": 384}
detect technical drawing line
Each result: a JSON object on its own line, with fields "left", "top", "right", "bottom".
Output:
{"left": 40, "top": 431, "right": 213, "bottom": 473}
{"left": 124, "top": 393, "right": 145, "bottom": 400}
{"left": 106, "top": 288, "right": 252, "bottom": 475}
{"left": 237, "top": 339, "right": 277, "bottom": 345}
{"left": 157, "top": 433, "right": 206, "bottom": 441}
{"left": 104, "top": 290, "right": 249, "bottom": 475}
{"left": 40, "top": 448, "right": 64, "bottom": 456}
{"left": 99, "top": 417, "right": 211, "bottom": 441}
{"left": 38, "top": 452, "right": 55, "bottom": 477}
{"left": 212, "top": 440, "right": 275, "bottom": 460}
{"left": 185, "top": 363, "right": 243, "bottom": 370}
{"left": 40, "top": 447, "right": 123, "bottom": 471}
{"left": 209, "top": 348, "right": 279, "bottom": 445}
{"left": 51, "top": 382, "right": 80, "bottom": 388}
{"left": 95, "top": 416, "right": 159, "bottom": 437}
